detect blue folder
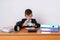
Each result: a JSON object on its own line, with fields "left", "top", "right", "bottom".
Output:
{"left": 40, "top": 24, "right": 59, "bottom": 32}
{"left": 40, "top": 28, "right": 59, "bottom": 32}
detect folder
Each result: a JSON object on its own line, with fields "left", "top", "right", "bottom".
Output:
{"left": 40, "top": 24, "right": 59, "bottom": 32}
{"left": 40, "top": 28, "right": 58, "bottom": 32}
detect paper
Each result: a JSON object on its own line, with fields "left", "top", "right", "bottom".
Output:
{"left": 41, "top": 32, "right": 51, "bottom": 34}
{"left": 25, "top": 27, "right": 35, "bottom": 30}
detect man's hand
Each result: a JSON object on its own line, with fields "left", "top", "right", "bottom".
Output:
{"left": 22, "top": 22, "right": 28, "bottom": 26}
{"left": 32, "top": 23, "right": 36, "bottom": 26}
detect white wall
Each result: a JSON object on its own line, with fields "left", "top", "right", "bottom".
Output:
{"left": 0, "top": 0, "right": 60, "bottom": 27}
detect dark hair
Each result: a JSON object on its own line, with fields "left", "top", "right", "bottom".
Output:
{"left": 25, "top": 9, "right": 32, "bottom": 16}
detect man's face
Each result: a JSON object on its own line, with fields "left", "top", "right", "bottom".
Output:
{"left": 25, "top": 14, "right": 32, "bottom": 20}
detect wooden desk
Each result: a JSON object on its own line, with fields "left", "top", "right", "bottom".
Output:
{"left": 0, "top": 28, "right": 60, "bottom": 40}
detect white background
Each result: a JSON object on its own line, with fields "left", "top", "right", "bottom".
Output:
{"left": 0, "top": 0, "right": 60, "bottom": 27}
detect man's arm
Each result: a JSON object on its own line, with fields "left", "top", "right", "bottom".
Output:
{"left": 32, "top": 19, "right": 40, "bottom": 27}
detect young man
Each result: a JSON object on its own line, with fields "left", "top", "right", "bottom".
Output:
{"left": 14, "top": 9, "right": 40, "bottom": 31}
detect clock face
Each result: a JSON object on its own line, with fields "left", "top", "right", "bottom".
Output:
{"left": 25, "top": 20, "right": 32, "bottom": 26}
{"left": 28, "top": 23, "right": 32, "bottom": 26}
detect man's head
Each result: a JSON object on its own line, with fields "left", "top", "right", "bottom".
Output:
{"left": 25, "top": 9, "right": 32, "bottom": 20}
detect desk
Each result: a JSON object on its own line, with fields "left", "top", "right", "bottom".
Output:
{"left": 0, "top": 28, "right": 60, "bottom": 40}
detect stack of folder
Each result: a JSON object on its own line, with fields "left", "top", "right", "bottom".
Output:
{"left": 40, "top": 24, "right": 59, "bottom": 32}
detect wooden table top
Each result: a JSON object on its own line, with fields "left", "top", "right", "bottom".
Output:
{"left": 0, "top": 28, "right": 60, "bottom": 36}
